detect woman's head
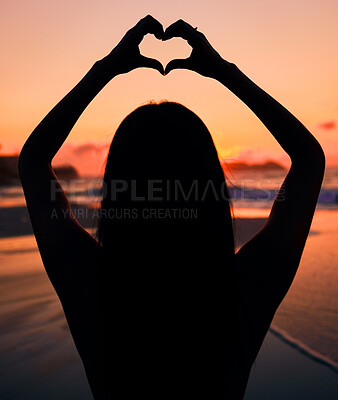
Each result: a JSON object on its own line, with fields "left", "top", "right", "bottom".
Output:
{"left": 99, "top": 101, "right": 237, "bottom": 396}
{"left": 98, "top": 101, "right": 234, "bottom": 267}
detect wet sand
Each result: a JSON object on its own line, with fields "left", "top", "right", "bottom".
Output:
{"left": 0, "top": 206, "right": 337, "bottom": 399}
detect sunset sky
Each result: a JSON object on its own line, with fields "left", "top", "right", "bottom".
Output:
{"left": 1, "top": 0, "right": 337, "bottom": 175}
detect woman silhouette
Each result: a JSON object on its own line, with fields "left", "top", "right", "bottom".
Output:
{"left": 19, "top": 16, "right": 325, "bottom": 400}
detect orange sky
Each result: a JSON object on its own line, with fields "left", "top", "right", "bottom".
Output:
{"left": 1, "top": 0, "right": 337, "bottom": 175}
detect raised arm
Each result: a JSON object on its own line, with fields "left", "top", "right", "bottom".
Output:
{"left": 163, "top": 20, "right": 325, "bottom": 359}
{"left": 19, "top": 16, "right": 164, "bottom": 292}
{"left": 20, "top": 16, "right": 164, "bottom": 165}
{"left": 219, "top": 57, "right": 325, "bottom": 356}
{"left": 163, "top": 20, "right": 324, "bottom": 166}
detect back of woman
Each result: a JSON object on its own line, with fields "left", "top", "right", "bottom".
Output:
{"left": 19, "top": 16, "right": 325, "bottom": 399}
{"left": 103, "top": 234, "right": 238, "bottom": 398}
{"left": 99, "top": 102, "right": 240, "bottom": 398}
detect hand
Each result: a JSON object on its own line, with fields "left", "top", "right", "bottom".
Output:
{"left": 104, "top": 15, "right": 165, "bottom": 76}
{"left": 162, "top": 19, "right": 226, "bottom": 78}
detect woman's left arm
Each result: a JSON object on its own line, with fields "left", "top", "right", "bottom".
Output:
{"left": 19, "top": 16, "right": 164, "bottom": 166}
{"left": 19, "top": 15, "right": 164, "bottom": 291}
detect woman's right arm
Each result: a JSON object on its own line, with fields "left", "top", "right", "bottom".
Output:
{"left": 217, "top": 61, "right": 325, "bottom": 356}
{"left": 163, "top": 20, "right": 324, "bottom": 166}
{"left": 163, "top": 20, "right": 325, "bottom": 358}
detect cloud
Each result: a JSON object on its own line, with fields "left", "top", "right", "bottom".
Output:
{"left": 317, "top": 121, "right": 336, "bottom": 131}
{"left": 72, "top": 142, "right": 109, "bottom": 156}
{"left": 53, "top": 141, "right": 110, "bottom": 176}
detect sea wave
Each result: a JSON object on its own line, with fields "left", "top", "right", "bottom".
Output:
{"left": 270, "top": 325, "right": 338, "bottom": 374}
{"left": 1, "top": 184, "right": 338, "bottom": 208}
{"left": 228, "top": 187, "right": 338, "bottom": 205}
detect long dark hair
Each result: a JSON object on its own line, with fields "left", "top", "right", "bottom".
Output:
{"left": 98, "top": 101, "right": 237, "bottom": 397}
{"left": 98, "top": 101, "right": 234, "bottom": 253}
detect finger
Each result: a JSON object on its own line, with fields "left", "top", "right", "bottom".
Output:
{"left": 164, "top": 58, "right": 191, "bottom": 75}
{"left": 162, "top": 19, "right": 199, "bottom": 46}
{"left": 140, "top": 56, "right": 165, "bottom": 75}
{"left": 134, "top": 15, "right": 164, "bottom": 44}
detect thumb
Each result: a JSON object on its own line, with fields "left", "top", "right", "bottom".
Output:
{"left": 139, "top": 56, "right": 164, "bottom": 75}
{"left": 164, "top": 58, "right": 191, "bottom": 75}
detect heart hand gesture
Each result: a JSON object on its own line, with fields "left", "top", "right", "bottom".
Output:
{"left": 104, "top": 16, "right": 226, "bottom": 80}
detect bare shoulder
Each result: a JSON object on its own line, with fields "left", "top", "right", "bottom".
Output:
{"left": 39, "top": 219, "right": 101, "bottom": 302}
{"left": 233, "top": 248, "right": 271, "bottom": 366}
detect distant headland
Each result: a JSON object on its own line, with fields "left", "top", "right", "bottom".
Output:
{"left": 0, "top": 155, "right": 79, "bottom": 186}
{"left": 223, "top": 160, "right": 286, "bottom": 172}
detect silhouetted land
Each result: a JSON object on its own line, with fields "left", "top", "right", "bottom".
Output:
{"left": 0, "top": 155, "right": 79, "bottom": 185}
{"left": 223, "top": 160, "right": 286, "bottom": 172}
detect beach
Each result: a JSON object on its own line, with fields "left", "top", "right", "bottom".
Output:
{"left": 244, "top": 330, "right": 338, "bottom": 400}
{"left": 0, "top": 205, "right": 337, "bottom": 399}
